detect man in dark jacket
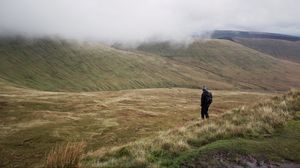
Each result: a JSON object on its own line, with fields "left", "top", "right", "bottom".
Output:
{"left": 201, "top": 86, "right": 213, "bottom": 119}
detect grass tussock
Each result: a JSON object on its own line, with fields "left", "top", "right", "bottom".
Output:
{"left": 83, "top": 90, "right": 300, "bottom": 167}
{"left": 45, "top": 141, "right": 86, "bottom": 168}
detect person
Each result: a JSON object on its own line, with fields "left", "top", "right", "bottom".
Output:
{"left": 200, "top": 86, "right": 213, "bottom": 119}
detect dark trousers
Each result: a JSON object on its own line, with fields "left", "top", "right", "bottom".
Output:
{"left": 201, "top": 105, "right": 209, "bottom": 119}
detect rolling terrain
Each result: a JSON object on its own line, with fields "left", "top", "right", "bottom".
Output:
{"left": 137, "top": 39, "right": 300, "bottom": 90}
{"left": 0, "top": 34, "right": 300, "bottom": 167}
{"left": 1, "top": 36, "right": 300, "bottom": 92}
{"left": 0, "top": 37, "right": 232, "bottom": 91}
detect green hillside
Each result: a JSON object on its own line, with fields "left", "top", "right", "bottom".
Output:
{"left": 137, "top": 39, "right": 300, "bottom": 90}
{"left": 233, "top": 38, "right": 300, "bottom": 63}
{"left": 0, "top": 37, "right": 231, "bottom": 91}
{"left": 1, "top": 37, "right": 300, "bottom": 92}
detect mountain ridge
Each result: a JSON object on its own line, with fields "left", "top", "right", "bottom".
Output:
{"left": 211, "top": 30, "right": 300, "bottom": 41}
{"left": 1, "top": 36, "right": 300, "bottom": 92}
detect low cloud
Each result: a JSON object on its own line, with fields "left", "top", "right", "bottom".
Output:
{"left": 0, "top": 0, "right": 299, "bottom": 43}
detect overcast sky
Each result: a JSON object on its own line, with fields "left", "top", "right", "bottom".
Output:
{"left": 0, "top": 0, "right": 299, "bottom": 43}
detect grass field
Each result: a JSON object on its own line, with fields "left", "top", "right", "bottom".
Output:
{"left": 173, "top": 120, "right": 300, "bottom": 168}
{"left": 82, "top": 90, "right": 300, "bottom": 167}
{"left": 0, "top": 83, "right": 275, "bottom": 167}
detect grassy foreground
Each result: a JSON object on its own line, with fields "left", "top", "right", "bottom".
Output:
{"left": 82, "top": 90, "right": 300, "bottom": 167}
{"left": 0, "top": 84, "right": 272, "bottom": 167}
{"left": 174, "top": 120, "right": 300, "bottom": 167}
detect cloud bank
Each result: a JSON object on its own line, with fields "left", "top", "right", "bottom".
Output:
{"left": 0, "top": 0, "right": 299, "bottom": 42}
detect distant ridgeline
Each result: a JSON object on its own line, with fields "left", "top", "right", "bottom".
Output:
{"left": 211, "top": 30, "right": 300, "bottom": 41}
{"left": 210, "top": 30, "right": 300, "bottom": 63}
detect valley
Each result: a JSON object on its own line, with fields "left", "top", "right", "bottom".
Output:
{"left": 0, "top": 34, "right": 299, "bottom": 167}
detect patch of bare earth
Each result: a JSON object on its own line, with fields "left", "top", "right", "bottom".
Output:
{"left": 180, "top": 152, "right": 300, "bottom": 168}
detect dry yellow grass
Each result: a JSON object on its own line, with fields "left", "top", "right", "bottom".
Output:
{"left": 83, "top": 90, "right": 299, "bottom": 167}
{"left": 0, "top": 84, "right": 276, "bottom": 167}
{"left": 45, "top": 141, "right": 86, "bottom": 168}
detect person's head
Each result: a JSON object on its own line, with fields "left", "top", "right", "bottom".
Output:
{"left": 202, "top": 85, "right": 207, "bottom": 91}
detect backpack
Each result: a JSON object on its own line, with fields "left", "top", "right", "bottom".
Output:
{"left": 206, "top": 92, "right": 213, "bottom": 105}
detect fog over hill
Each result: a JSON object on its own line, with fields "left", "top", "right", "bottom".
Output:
{"left": 1, "top": 0, "right": 300, "bottom": 43}
{"left": 1, "top": 1, "right": 300, "bottom": 168}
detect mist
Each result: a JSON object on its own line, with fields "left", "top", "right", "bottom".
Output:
{"left": 1, "top": 0, "right": 300, "bottom": 43}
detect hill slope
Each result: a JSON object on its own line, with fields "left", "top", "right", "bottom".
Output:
{"left": 233, "top": 38, "right": 300, "bottom": 63}
{"left": 211, "top": 30, "right": 300, "bottom": 63}
{"left": 0, "top": 37, "right": 232, "bottom": 91}
{"left": 137, "top": 39, "right": 300, "bottom": 90}
{"left": 1, "top": 37, "right": 300, "bottom": 91}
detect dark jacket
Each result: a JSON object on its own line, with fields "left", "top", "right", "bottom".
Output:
{"left": 201, "top": 89, "right": 212, "bottom": 107}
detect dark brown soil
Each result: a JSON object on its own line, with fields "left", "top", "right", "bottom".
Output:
{"left": 180, "top": 152, "right": 300, "bottom": 168}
